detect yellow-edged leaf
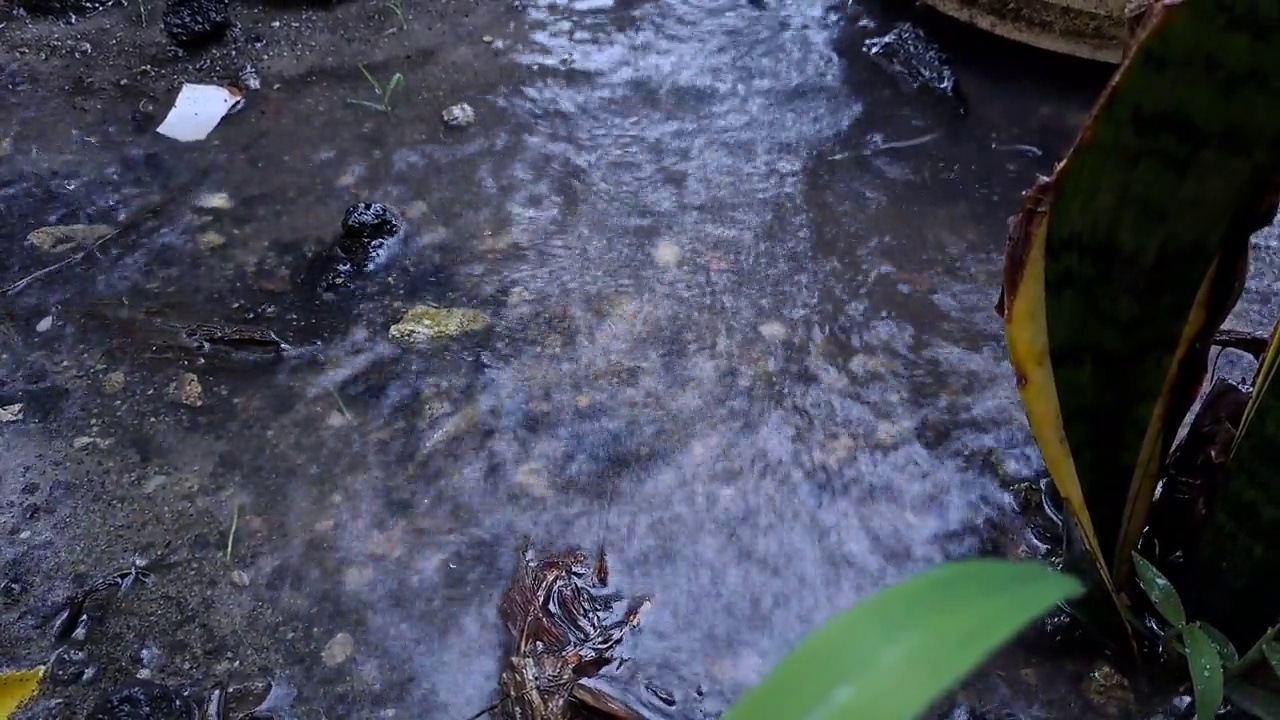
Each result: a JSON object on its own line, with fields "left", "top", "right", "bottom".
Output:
{"left": 1002, "top": 179, "right": 1117, "bottom": 605}
{"left": 1001, "top": 0, "right": 1280, "bottom": 610}
{"left": 0, "top": 665, "right": 45, "bottom": 719}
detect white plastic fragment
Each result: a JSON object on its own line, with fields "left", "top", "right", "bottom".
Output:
{"left": 155, "top": 83, "right": 245, "bottom": 142}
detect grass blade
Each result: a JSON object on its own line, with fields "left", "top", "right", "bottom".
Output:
{"left": 358, "top": 64, "right": 381, "bottom": 94}
{"left": 722, "top": 560, "right": 1083, "bottom": 720}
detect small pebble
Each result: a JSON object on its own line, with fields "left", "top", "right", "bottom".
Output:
{"left": 402, "top": 200, "right": 430, "bottom": 220}
{"left": 441, "top": 102, "right": 476, "bottom": 129}
{"left": 198, "top": 231, "right": 226, "bottom": 249}
{"left": 102, "top": 371, "right": 126, "bottom": 394}
{"left": 482, "top": 34, "right": 494, "bottom": 43}
{"left": 342, "top": 565, "right": 373, "bottom": 592}
{"left": 142, "top": 475, "right": 171, "bottom": 494}
{"left": 193, "top": 192, "right": 232, "bottom": 209}
{"left": 757, "top": 321, "right": 787, "bottom": 341}
{"left": 36, "top": 315, "right": 54, "bottom": 333}
{"left": 652, "top": 240, "right": 682, "bottom": 268}
{"left": 229, "top": 570, "right": 250, "bottom": 587}
{"left": 171, "top": 372, "right": 204, "bottom": 407}
{"left": 322, "top": 632, "right": 355, "bottom": 667}
{"left": 239, "top": 63, "right": 261, "bottom": 90}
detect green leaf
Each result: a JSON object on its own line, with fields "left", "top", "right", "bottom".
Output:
{"left": 1232, "top": 625, "right": 1280, "bottom": 678}
{"left": 1184, "top": 624, "right": 1225, "bottom": 720}
{"left": 1264, "top": 640, "right": 1280, "bottom": 679}
{"left": 1196, "top": 321, "right": 1280, "bottom": 646}
{"left": 999, "top": 0, "right": 1280, "bottom": 603}
{"left": 1227, "top": 680, "right": 1280, "bottom": 720}
{"left": 1132, "top": 552, "right": 1186, "bottom": 627}
{"left": 1200, "top": 623, "right": 1239, "bottom": 668}
{"left": 722, "top": 560, "right": 1083, "bottom": 720}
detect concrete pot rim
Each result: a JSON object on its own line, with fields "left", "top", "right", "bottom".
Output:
{"left": 920, "top": 0, "right": 1126, "bottom": 64}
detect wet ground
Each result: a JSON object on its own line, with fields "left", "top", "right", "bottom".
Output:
{"left": 3, "top": 0, "right": 1278, "bottom": 717}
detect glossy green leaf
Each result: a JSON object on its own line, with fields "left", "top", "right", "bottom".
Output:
{"left": 1226, "top": 681, "right": 1280, "bottom": 720}
{"left": 1199, "top": 623, "right": 1239, "bottom": 669}
{"left": 1184, "top": 624, "right": 1225, "bottom": 720}
{"left": 722, "top": 560, "right": 1083, "bottom": 720}
{"left": 1132, "top": 552, "right": 1186, "bottom": 627}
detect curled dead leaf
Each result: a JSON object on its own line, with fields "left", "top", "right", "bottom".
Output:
{"left": 0, "top": 665, "right": 46, "bottom": 719}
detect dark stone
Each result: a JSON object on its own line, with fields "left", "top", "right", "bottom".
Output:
{"left": 341, "top": 201, "right": 404, "bottom": 241}
{"left": 862, "top": 24, "right": 967, "bottom": 114}
{"left": 162, "top": 0, "right": 232, "bottom": 50}
{"left": 86, "top": 679, "right": 199, "bottom": 720}
{"left": 301, "top": 202, "right": 405, "bottom": 295}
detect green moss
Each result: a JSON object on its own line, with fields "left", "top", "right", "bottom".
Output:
{"left": 388, "top": 306, "right": 491, "bottom": 345}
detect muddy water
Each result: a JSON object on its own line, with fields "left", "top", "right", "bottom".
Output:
{"left": 0, "top": 0, "right": 1198, "bottom": 717}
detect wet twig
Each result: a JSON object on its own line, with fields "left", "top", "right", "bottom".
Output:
{"left": 461, "top": 682, "right": 568, "bottom": 720}
{"left": 1, "top": 229, "right": 123, "bottom": 296}
{"left": 1, "top": 171, "right": 210, "bottom": 297}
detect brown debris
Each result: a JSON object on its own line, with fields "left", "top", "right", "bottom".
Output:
{"left": 491, "top": 544, "right": 650, "bottom": 720}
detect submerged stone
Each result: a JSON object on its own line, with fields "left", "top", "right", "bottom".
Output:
{"left": 85, "top": 679, "right": 198, "bottom": 720}
{"left": 863, "top": 24, "right": 966, "bottom": 113}
{"left": 303, "top": 201, "right": 405, "bottom": 294}
{"left": 341, "top": 201, "right": 404, "bottom": 241}
{"left": 388, "top": 306, "right": 491, "bottom": 344}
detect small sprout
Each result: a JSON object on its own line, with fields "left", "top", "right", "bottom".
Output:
{"left": 383, "top": 0, "right": 407, "bottom": 30}
{"left": 348, "top": 65, "right": 404, "bottom": 114}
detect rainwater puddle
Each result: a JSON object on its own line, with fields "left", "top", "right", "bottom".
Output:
{"left": 0, "top": 0, "right": 1178, "bottom": 717}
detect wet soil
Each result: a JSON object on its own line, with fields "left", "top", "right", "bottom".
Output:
{"left": 2, "top": 0, "right": 1272, "bottom": 718}
{"left": 3, "top": 1, "right": 525, "bottom": 718}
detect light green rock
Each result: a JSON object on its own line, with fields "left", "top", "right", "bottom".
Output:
{"left": 389, "top": 306, "right": 491, "bottom": 345}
